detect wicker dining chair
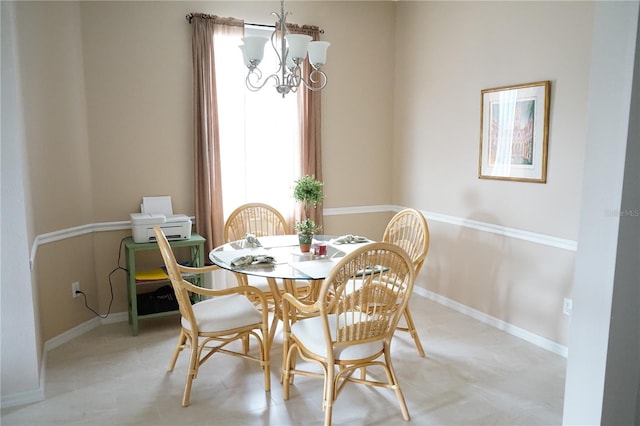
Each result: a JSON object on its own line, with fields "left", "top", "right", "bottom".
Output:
{"left": 382, "top": 208, "right": 430, "bottom": 356}
{"left": 281, "top": 242, "right": 416, "bottom": 426}
{"left": 224, "top": 202, "right": 289, "bottom": 242}
{"left": 153, "top": 226, "right": 271, "bottom": 407}
{"left": 223, "top": 202, "right": 309, "bottom": 343}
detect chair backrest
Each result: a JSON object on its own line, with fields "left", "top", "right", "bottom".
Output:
{"left": 224, "top": 203, "right": 289, "bottom": 242}
{"left": 318, "top": 242, "right": 416, "bottom": 347}
{"left": 153, "top": 226, "right": 198, "bottom": 329}
{"left": 382, "top": 208, "right": 430, "bottom": 274}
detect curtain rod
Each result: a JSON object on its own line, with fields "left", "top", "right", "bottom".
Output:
{"left": 185, "top": 13, "right": 272, "bottom": 27}
{"left": 185, "top": 13, "right": 324, "bottom": 34}
{"left": 245, "top": 22, "right": 325, "bottom": 34}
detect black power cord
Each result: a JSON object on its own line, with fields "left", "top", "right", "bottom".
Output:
{"left": 76, "top": 237, "right": 128, "bottom": 319}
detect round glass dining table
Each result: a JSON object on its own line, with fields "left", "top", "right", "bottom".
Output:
{"left": 209, "top": 235, "right": 354, "bottom": 280}
{"left": 208, "top": 234, "right": 371, "bottom": 296}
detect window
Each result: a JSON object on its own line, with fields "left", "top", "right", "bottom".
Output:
{"left": 214, "top": 26, "right": 300, "bottom": 220}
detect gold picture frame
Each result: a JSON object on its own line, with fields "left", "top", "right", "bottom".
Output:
{"left": 479, "top": 81, "right": 550, "bottom": 183}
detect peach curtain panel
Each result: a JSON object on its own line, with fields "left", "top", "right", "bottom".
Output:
{"left": 290, "top": 24, "right": 324, "bottom": 230}
{"left": 190, "top": 14, "right": 243, "bottom": 253}
{"left": 190, "top": 15, "right": 323, "bottom": 250}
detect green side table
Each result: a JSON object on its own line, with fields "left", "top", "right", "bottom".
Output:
{"left": 124, "top": 233, "right": 205, "bottom": 335}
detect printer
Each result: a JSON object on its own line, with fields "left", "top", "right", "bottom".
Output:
{"left": 130, "top": 196, "right": 192, "bottom": 243}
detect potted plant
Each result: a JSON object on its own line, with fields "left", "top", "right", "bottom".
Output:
{"left": 293, "top": 175, "right": 325, "bottom": 252}
{"left": 294, "top": 218, "right": 318, "bottom": 252}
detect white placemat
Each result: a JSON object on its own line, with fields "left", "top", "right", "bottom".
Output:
{"left": 290, "top": 258, "right": 341, "bottom": 279}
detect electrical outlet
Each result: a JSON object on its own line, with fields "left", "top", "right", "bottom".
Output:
{"left": 562, "top": 298, "right": 573, "bottom": 316}
{"left": 72, "top": 281, "right": 80, "bottom": 298}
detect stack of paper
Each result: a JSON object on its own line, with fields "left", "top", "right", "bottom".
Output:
{"left": 135, "top": 268, "right": 169, "bottom": 282}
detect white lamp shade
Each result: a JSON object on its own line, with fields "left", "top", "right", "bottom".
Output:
{"left": 285, "top": 34, "right": 312, "bottom": 60}
{"left": 308, "top": 41, "right": 330, "bottom": 66}
{"left": 238, "top": 45, "right": 251, "bottom": 67}
{"left": 241, "top": 36, "right": 268, "bottom": 62}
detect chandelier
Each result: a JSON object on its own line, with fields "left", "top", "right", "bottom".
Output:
{"left": 238, "top": 0, "right": 330, "bottom": 97}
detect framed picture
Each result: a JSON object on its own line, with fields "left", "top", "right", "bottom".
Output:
{"left": 479, "top": 81, "right": 550, "bottom": 183}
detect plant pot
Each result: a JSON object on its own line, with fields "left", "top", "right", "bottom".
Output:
{"left": 298, "top": 232, "right": 313, "bottom": 253}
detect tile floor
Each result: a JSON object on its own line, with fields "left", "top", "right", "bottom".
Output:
{"left": 1, "top": 296, "right": 566, "bottom": 426}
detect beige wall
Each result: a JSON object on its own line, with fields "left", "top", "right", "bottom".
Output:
{"left": 13, "top": 1, "right": 98, "bottom": 339}
{"left": 392, "top": 1, "right": 593, "bottom": 345}
{"left": 15, "top": 1, "right": 589, "bottom": 347}
{"left": 394, "top": 1, "right": 591, "bottom": 238}
{"left": 426, "top": 221, "right": 574, "bottom": 343}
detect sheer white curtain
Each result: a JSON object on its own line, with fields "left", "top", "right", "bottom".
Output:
{"left": 214, "top": 26, "right": 300, "bottom": 224}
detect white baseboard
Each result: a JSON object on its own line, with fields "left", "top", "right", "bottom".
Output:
{"left": 43, "top": 311, "right": 128, "bottom": 352}
{"left": 413, "top": 286, "right": 569, "bottom": 358}
{"left": 0, "top": 386, "right": 45, "bottom": 409}
{"left": 43, "top": 317, "right": 102, "bottom": 352}
{"left": 0, "top": 345, "right": 47, "bottom": 409}
{"left": 100, "top": 311, "right": 129, "bottom": 325}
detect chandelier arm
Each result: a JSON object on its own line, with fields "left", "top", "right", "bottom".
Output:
{"left": 299, "top": 69, "right": 328, "bottom": 91}
{"left": 245, "top": 71, "right": 282, "bottom": 92}
{"left": 286, "top": 64, "right": 302, "bottom": 88}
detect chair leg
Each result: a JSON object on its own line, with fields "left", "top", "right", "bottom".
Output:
{"left": 323, "top": 363, "right": 335, "bottom": 426}
{"left": 182, "top": 336, "right": 199, "bottom": 407}
{"left": 281, "top": 325, "right": 292, "bottom": 385}
{"left": 268, "top": 313, "right": 280, "bottom": 347}
{"left": 403, "top": 306, "right": 425, "bottom": 357}
{"left": 242, "top": 335, "right": 250, "bottom": 354}
{"left": 168, "top": 329, "right": 187, "bottom": 372}
{"left": 282, "top": 343, "right": 295, "bottom": 400}
{"left": 262, "top": 361, "right": 271, "bottom": 392}
{"left": 383, "top": 344, "right": 410, "bottom": 421}
{"left": 260, "top": 325, "right": 271, "bottom": 392}
{"left": 288, "top": 347, "right": 298, "bottom": 385}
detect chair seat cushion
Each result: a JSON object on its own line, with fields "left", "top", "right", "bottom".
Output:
{"left": 183, "top": 294, "right": 263, "bottom": 333}
{"left": 291, "top": 314, "right": 383, "bottom": 361}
